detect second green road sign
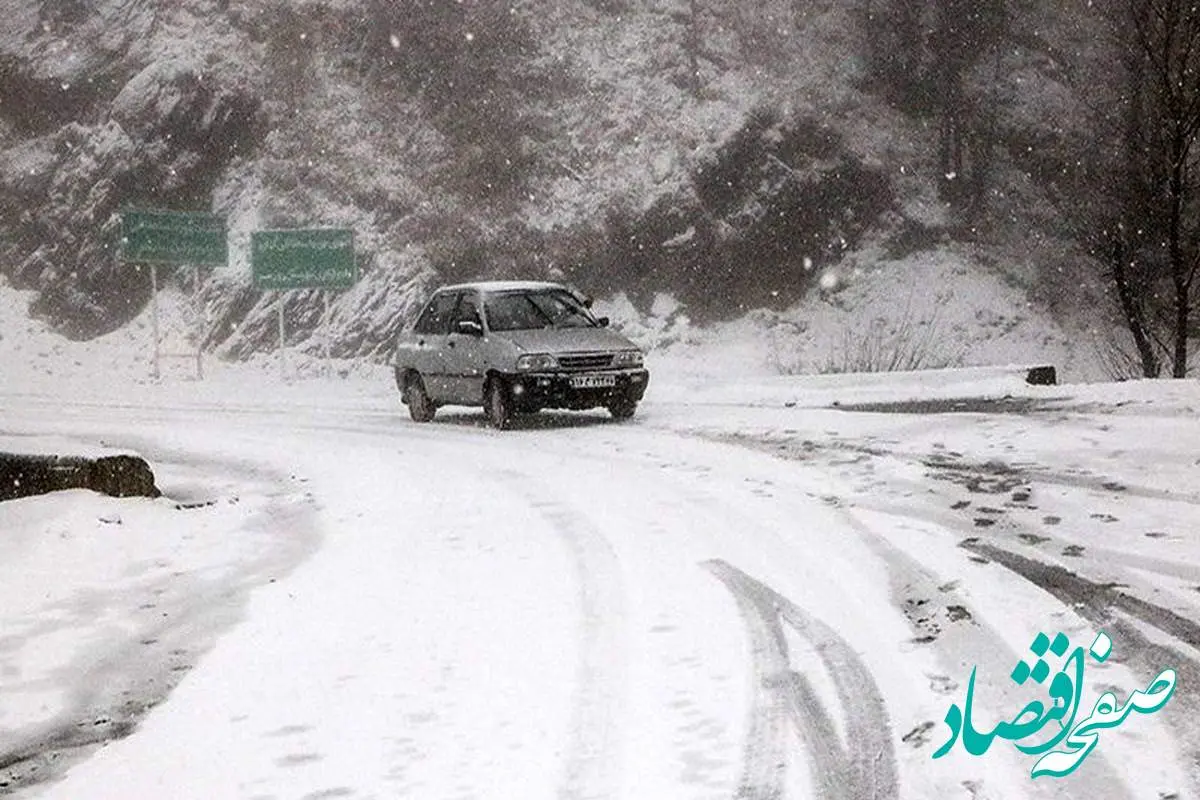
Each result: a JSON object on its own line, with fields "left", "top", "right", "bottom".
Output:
{"left": 251, "top": 229, "right": 356, "bottom": 290}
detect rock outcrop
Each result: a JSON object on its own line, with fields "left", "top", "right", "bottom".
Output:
{"left": 0, "top": 452, "right": 160, "bottom": 501}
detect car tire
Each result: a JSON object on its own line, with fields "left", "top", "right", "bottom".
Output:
{"left": 607, "top": 396, "right": 638, "bottom": 420}
{"left": 405, "top": 374, "right": 436, "bottom": 422}
{"left": 485, "top": 377, "right": 513, "bottom": 430}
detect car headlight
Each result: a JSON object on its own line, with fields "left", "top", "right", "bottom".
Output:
{"left": 612, "top": 350, "right": 644, "bottom": 368}
{"left": 516, "top": 353, "right": 560, "bottom": 372}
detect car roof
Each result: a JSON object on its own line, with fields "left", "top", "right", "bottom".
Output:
{"left": 434, "top": 280, "right": 567, "bottom": 295}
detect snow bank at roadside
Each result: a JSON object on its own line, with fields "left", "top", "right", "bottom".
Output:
{"left": 1, "top": 246, "right": 1126, "bottom": 407}
{"left": 0, "top": 277, "right": 389, "bottom": 407}
{"left": 598, "top": 249, "right": 1117, "bottom": 387}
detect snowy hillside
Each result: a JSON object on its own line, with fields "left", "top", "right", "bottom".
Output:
{"left": 0, "top": 0, "right": 1132, "bottom": 368}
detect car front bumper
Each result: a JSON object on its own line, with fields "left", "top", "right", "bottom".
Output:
{"left": 507, "top": 369, "right": 649, "bottom": 411}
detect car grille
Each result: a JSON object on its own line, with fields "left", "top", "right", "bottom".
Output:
{"left": 559, "top": 352, "right": 614, "bottom": 371}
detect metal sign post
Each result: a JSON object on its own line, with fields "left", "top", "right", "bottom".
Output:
{"left": 193, "top": 265, "right": 204, "bottom": 380}
{"left": 322, "top": 291, "right": 333, "bottom": 378}
{"left": 150, "top": 263, "right": 161, "bottom": 379}
{"left": 120, "top": 209, "right": 227, "bottom": 381}
{"left": 277, "top": 293, "right": 287, "bottom": 383}
{"left": 251, "top": 229, "right": 356, "bottom": 382}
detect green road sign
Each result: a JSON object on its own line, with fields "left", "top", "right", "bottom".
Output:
{"left": 121, "top": 209, "right": 228, "bottom": 265}
{"left": 251, "top": 229, "right": 357, "bottom": 290}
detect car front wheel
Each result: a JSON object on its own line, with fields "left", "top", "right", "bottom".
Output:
{"left": 607, "top": 396, "right": 638, "bottom": 420}
{"left": 485, "top": 377, "right": 513, "bottom": 430}
{"left": 404, "top": 374, "right": 436, "bottom": 422}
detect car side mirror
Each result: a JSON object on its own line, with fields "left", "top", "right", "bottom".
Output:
{"left": 455, "top": 319, "right": 483, "bottom": 337}
{"left": 597, "top": 316, "right": 610, "bottom": 328}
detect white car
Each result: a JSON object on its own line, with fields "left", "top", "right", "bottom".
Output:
{"left": 392, "top": 281, "right": 649, "bottom": 428}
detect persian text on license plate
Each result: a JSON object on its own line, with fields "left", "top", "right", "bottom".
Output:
{"left": 570, "top": 374, "right": 617, "bottom": 389}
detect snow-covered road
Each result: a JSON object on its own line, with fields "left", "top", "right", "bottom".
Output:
{"left": 2, "top": 369, "right": 1199, "bottom": 799}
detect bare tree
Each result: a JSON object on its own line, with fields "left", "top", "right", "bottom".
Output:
{"left": 928, "top": 0, "right": 1005, "bottom": 203}
{"left": 684, "top": 0, "right": 702, "bottom": 98}
{"left": 1108, "top": 0, "right": 1200, "bottom": 377}
{"left": 863, "top": 0, "right": 926, "bottom": 107}
{"left": 863, "top": 0, "right": 1004, "bottom": 206}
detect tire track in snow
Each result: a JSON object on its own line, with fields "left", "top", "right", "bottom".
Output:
{"left": 494, "top": 470, "right": 627, "bottom": 800}
{"left": 963, "top": 540, "right": 1200, "bottom": 797}
{"left": 678, "top": 427, "right": 1143, "bottom": 797}
{"left": 833, "top": 506, "right": 1135, "bottom": 799}
{"left": 704, "top": 559, "right": 898, "bottom": 800}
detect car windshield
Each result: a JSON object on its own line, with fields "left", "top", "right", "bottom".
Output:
{"left": 484, "top": 290, "right": 597, "bottom": 332}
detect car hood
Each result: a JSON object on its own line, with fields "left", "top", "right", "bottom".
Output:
{"left": 497, "top": 327, "right": 638, "bottom": 354}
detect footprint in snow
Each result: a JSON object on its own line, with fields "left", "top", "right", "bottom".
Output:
{"left": 945, "top": 604, "right": 972, "bottom": 622}
{"left": 901, "top": 721, "right": 936, "bottom": 747}
{"left": 927, "top": 674, "right": 959, "bottom": 694}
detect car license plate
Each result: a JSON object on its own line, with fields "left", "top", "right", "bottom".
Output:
{"left": 570, "top": 374, "right": 616, "bottom": 389}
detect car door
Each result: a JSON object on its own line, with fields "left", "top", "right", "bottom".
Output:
{"left": 442, "top": 291, "right": 488, "bottom": 405}
{"left": 410, "top": 291, "right": 459, "bottom": 401}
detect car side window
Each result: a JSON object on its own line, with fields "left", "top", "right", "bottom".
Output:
{"left": 452, "top": 295, "right": 482, "bottom": 329}
{"left": 413, "top": 292, "right": 460, "bottom": 335}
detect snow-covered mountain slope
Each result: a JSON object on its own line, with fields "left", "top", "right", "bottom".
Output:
{"left": 0, "top": 0, "right": 1121, "bottom": 366}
